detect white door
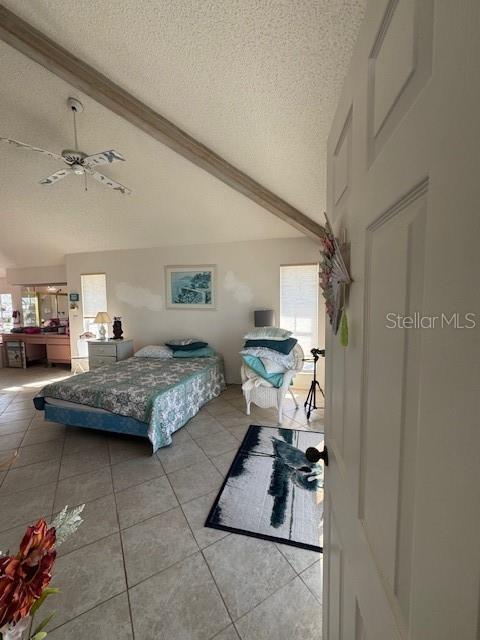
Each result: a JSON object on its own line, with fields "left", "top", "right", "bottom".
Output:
{"left": 323, "top": 1, "right": 480, "bottom": 638}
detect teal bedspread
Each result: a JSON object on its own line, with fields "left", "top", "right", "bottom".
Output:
{"left": 35, "top": 355, "right": 226, "bottom": 450}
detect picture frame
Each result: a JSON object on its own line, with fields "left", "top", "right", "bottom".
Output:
{"left": 165, "top": 265, "right": 216, "bottom": 309}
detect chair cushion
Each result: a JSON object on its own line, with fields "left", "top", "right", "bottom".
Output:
{"left": 240, "top": 347, "right": 295, "bottom": 369}
{"left": 244, "top": 337, "right": 297, "bottom": 354}
{"left": 241, "top": 355, "right": 284, "bottom": 388}
{"left": 260, "top": 357, "right": 286, "bottom": 374}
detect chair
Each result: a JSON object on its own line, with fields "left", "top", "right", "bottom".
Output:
{"left": 241, "top": 343, "right": 304, "bottom": 421}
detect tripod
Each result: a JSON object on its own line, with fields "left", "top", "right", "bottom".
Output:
{"left": 304, "top": 348, "right": 325, "bottom": 420}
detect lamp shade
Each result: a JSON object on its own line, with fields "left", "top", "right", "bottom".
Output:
{"left": 94, "top": 311, "right": 112, "bottom": 324}
{"left": 254, "top": 309, "right": 275, "bottom": 327}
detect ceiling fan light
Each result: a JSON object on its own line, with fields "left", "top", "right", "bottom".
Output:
{"left": 71, "top": 163, "right": 84, "bottom": 175}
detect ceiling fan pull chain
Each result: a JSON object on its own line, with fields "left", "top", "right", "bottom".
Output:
{"left": 73, "top": 109, "right": 79, "bottom": 151}
{"left": 84, "top": 171, "right": 88, "bottom": 192}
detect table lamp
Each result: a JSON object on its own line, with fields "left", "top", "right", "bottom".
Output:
{"left": 94, "top": 311, "right": 112, "bottom": 341}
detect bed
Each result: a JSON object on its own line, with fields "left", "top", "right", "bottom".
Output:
{"left": 33, "top": 354, "right": 226, "bottom": 451}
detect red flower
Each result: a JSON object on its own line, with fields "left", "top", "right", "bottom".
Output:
{"left": 0, "top": 519, "right": 56, "bottom": 628}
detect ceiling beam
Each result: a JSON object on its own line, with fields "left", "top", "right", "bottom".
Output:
{"left": 0, "top": 4, "right": 325, "bottom": 240}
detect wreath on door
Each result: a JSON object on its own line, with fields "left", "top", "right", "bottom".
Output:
{"left": 319, "top": 213, "right": 352, "bottom": 346}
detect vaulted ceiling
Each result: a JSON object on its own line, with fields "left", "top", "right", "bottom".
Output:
{"left": 0, "top": 0, "right": 364, "bottom": 274}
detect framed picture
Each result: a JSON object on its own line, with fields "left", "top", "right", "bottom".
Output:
{"left": 165, "top": 265, "right": 216, "bottom": 309}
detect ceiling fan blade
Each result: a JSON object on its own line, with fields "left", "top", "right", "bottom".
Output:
{"left": 90, "top": 170, "right": 131, "bottom": 195}
{"left": 39, "top": 169, "right": 70, "bottom": 185}
{"left": 83, "top": 150, "right": 125, "bottom": 167}
{"left": 1, "top": 137, "right": 63, "bottom": 161}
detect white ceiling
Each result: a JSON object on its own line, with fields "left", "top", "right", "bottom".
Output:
{"left": 0, "top": 0, "right": 364, "bottom": 274}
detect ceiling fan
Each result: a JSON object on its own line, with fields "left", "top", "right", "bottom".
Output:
{"left": 0, "top": 97, "right": 132, "bottom": 195}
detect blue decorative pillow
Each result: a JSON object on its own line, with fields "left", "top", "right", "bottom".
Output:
{"left": 244, "top": 337, "right": 297, "bottom": 354}
{"left": 242, "top": 355, "right": 284, "bottom": 388}
{"left": 173, "top": 347, "right": 216, "bottom": 358}
{"left": 166, "top": 341, "right": 208, "bottom": 351}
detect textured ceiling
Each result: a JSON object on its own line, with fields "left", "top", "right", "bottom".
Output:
{"left": 0, "top": 0, "right": 364, "bottom": 273}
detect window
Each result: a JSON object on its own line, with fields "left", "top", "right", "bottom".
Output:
{"left": 21, "top": 289, "right": 39, "bottom": 327}
{"left": 81, "top": 274, "right": 107, "bottom": 334}
{"left": 0, "top": 293, "right": 13, "bottom": 332}
{"left": 280, "top": 264, "right": 319, "bottom": 371}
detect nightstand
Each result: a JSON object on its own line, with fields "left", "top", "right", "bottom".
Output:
{"left": 87, "top": 339, "right": 134, "bottom": 370}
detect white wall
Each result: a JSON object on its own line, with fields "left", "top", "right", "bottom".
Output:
{"left": 6, "top": 265, "right": 67, "bottom": 286}
{"left": 65, "top": 237, "right": 325, "bottom": 383}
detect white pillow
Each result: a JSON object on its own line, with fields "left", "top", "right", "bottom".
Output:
{"left": 240, "top": 347, "right": 295, "bottom": 369}
{"left": 260, "top": 357, "right": 287, "bottom": 374}
{"left": 243, "top": 327, "right": 293, "bottom": 341}
{"left": 134, "top": 345, "right": 173, "bottom": 358}
{"left": 166, "top": 338, "right": 202, "bottom": 346}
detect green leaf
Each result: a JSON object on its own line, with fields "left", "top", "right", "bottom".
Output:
{"left": 31, "top": 633, "right": 48, "bottom": 640}
{"left": 32, "top": 611, "right": 56, "bottom": 637}
{"left": 29, "top": 588, "right": 60, "bottom": 616}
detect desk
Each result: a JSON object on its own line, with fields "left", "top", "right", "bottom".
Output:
{"left": 1, "top": 333, "right": 71, "bottom": 366}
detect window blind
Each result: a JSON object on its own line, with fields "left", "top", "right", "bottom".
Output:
{"left": 81, "top": 274, "right": 107, "bottom": 332}
{"left": 280, "top": 264, "right": 319, "bottom": 365}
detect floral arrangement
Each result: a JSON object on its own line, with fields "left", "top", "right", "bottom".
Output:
{"left": 319, "top": 213, "right": 352, "bottom": 346}
{"left": 0, "top": 505, "right": 84, "bottom": 640}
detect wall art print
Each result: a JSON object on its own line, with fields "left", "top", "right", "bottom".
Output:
{"left": 166, "top": 265, "right": 216, "bottom": 309}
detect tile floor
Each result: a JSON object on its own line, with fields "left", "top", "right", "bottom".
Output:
{"left": 0, "top": 365, "right": 324, "bottom": 640}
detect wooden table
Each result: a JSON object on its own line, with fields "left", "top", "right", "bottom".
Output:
{"left": 1, "top": 332, "right": 71, "bottom": 366}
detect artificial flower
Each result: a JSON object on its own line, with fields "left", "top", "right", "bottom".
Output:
{"left": 0, "top": 520, "right": 56, "bottom": 628}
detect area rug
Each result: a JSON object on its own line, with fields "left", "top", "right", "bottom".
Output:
{"left": 205, "top": 425, "right": 324, "bottom": 552}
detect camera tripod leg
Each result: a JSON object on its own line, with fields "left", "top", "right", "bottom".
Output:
{"left": 304, "top": 380, "right": 325, "bottom": 420}
{"left": 303, "top": 348, "right": 326, "bottom": 420}
{"left": 304, "top": 381, "right": 316, "bottom": 420}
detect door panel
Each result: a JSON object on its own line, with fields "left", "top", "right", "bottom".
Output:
{"left": 355, "top": 602, "right": 366, "bottom": 640}
{"left": 327, "top": 509, "right": 343, "bottom": 640}
{"left": 371, "top": 0, "right": 415, "bottom": 135}
{"left": 324, "top": 1, "right": 480, "bottom": 638}
{"left": 330, "top": 342, "right": 346, "bottom": 455}
{"left": 326, "top": 505, "right": 359, "bottom": 640}
{"left": 332, "top": 106, "right": 352, "bottom": 216}
{"left": 361, "top": 186, "right": 427, "bottom": 595}
{"left": 367, "top": 0, "right": 434, "bottom": 164}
